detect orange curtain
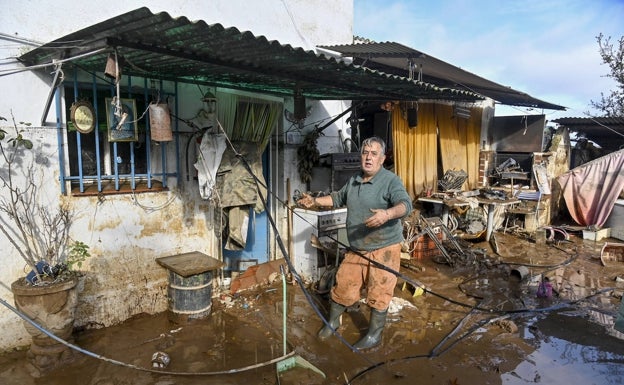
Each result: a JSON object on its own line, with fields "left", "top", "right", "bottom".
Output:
{"left": 437, "top": 104, "right": 482, "bottom": 190}
{"left": 392, "top": 102, "right": 482, "bottom": 200}
{"left": 392, "top": 103, "right": 439, "bottom": 199}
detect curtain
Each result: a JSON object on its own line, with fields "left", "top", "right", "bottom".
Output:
{"left": 393, "top": 102, "right": 481, "bottom": 199}
{"left": 393, "top": 103, "right": 439, "bottom": 199}
{"left": 217, "top": 95, "right": 280, "bottom": 150}
{"left": 213, "top": 93, "right": 281, "bottom": 249}
{"left": 437, "top": 104, "right": 482, "bottom": 190}
{"left": 557, "top": 149, "right": 624, "bottom": 227}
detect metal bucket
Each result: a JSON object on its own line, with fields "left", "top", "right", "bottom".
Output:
{"left": 149, "top": 103, "right": 172, "bottom": 142}
{"left": 167, "top": 270, "right": 213, "bottom": 322}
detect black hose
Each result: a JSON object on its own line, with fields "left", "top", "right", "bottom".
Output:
{"left": 0, "top": 296, "right": 293, "bottom": 376}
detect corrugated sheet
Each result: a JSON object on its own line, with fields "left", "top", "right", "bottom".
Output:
{"left": 552, "top": 117, "right": 624, "bottom": 126}
{"left": 319, "top": 41, "right": 566, "bottom": 110}
{"left": 553, "top": 117, "right": 624, "bottom": 151}
{"left": 18, "top": 7, "right": 482, "bottom": 102}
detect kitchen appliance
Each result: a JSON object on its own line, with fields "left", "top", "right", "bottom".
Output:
{"left": 292, "top": 208, "right": 348, "bottom": 282}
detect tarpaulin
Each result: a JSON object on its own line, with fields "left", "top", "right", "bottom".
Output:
{"left": 557, "top": 149, "right": 624, "bottom": 227}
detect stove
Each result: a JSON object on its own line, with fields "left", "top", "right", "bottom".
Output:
{"left": 292, "top": 208, "right": 348, "bottom": 282}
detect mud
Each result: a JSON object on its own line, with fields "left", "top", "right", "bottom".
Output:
{"left": 1, "top": 232, "right": 624, "bottom": 384}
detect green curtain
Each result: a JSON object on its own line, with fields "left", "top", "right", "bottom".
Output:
{"left": 216, "top": 93, "right": 280, "bottom": 150}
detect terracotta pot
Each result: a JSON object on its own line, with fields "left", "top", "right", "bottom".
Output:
{"left": 11, "top": 274, "right": 79, "bottom": 377}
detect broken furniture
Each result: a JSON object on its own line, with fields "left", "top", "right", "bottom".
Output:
{"left": 505, "top": 191, "right": 542, "bottom": 232}
{"left": 600, "top": 242, "right": 624, "bottom": 267}
{"left": 499, "top": 171, "right": 529, "bottom": 196}
{"left": 156, "top": 251, "right": 225, "bottom": 323}
{"left": 476, "top": 196, "right": 520, "bottom": 242}
{"left": 418, "top": 196, "right": 471, "bottom": 227}
{"left": 418, "top": 215, "right": 466, "bottom": 266}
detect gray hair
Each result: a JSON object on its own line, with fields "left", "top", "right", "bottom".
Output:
{"left": 360, "top": 136, "right": 386, "bottom": 155}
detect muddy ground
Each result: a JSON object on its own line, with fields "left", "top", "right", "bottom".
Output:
{"left": 1, "top": 231, "right": 624, "bottom": 385}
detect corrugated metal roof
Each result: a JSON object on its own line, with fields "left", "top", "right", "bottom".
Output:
{"left": 552, "top": 117, "right": 624, "bottom": 126}
{"left": 319, "top": 41, "right": 566, "bottom": 110}
{"left": 18, "top": 7, "right": 482, "bottom": 103}
{"left": 552, "top": 117, "right": 624, "bottom": 151}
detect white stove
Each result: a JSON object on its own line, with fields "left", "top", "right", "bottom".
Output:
{"left": 292, "top": 208, "right": 348, "bottom": 282}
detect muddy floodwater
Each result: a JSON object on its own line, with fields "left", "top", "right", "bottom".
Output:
{"left": 1, "top": 232, "right": 624, "bottom": 384}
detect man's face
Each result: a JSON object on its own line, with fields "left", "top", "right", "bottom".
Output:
{"left": 361, "top": 142, "right": 385, "bottom": 177}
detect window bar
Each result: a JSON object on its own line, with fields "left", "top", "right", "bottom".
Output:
{"left": 160, "top": 142, "right": 167, "bottom": 187}
{"left": 144, "top": 77, "right": 152, "bottom": 189}
{"left": 159, "top": 78, "right": 167, "bottom": 187}
{"left": 72, "top": 72, "right": 85, "bottom": 193}
{"left": 113, "top": 141, "right": 120, "bottom": 190}
{"left": 128, "top": 75, "right": 136, "bottom": 190}
{"left": 93, "top": 73, "right": 103, "bottom": 192}
{"left": 130, "top": 141, "right": 136, "bottom": 190}
{"left": 173, "top": 80, "right": 181, "bottom": 186}
{"left": 55, "top": 85, "right": 67, "bottom": 195}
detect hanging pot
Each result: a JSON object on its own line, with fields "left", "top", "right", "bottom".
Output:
{"left": 149, "top": 103, "right": 173, "bottom": 142}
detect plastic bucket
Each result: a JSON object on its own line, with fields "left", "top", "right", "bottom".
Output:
{"left": 167, "top": 269, "right": 213, "bottom": 322}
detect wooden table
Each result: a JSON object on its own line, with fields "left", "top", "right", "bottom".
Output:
{"left": 417, "top": 197, "right": 471, "bottom": 226}
{"left": 476, "top": 197, "right": 520, "bottom": 241}
{"left": 418, "top": 196, "right": 519, "bottom": 241}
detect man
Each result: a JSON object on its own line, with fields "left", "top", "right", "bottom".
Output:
{"left": 297, "top": 136, "right": 412, "bottom": 350}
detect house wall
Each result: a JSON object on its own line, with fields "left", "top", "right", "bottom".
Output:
{"left": 0, "top": 0, "right": 353, "bottom": 352}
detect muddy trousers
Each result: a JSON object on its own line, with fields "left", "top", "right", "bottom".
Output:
{"left": 331, "top": 243, "right": 401, "bottom": 310}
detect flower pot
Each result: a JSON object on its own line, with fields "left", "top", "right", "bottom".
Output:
{"left": 11, "top": 274, "right": 79, "bottom": 377}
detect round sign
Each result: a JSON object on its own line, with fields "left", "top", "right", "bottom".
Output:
{"left": 70, "top": 101, "right": 96, "bottom": 134}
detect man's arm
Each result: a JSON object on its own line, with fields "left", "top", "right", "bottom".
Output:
{"left": 297, "top": 193, "right": 333, "bottom": 209}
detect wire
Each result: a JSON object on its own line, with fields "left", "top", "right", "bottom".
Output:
{"left": 214, "top": 120, "right": 380, "bottom": 368}
{"left": 0, "top": 48, "right": 109, "bottom": 77}
{"left": 347, "top": 286, "right": 618, "bottom": 384}
{"left": 0, "top": 295, "right": 294, "bottom": 376}
{"left": 130, "top": 190, "right": 177, "bottom": 213}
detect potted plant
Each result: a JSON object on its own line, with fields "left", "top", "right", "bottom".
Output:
{"left": 0, "top": 112, "right": 90, "bottom": 377}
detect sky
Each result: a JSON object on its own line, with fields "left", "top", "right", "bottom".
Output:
{"left": 353, "top": 0, "right": 624, "bottom": 121}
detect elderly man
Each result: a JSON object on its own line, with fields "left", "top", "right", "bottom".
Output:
{"left": 298, "top": 136, "right": 412, "bottom": 350}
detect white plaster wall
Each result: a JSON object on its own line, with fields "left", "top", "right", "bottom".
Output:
{"left": 0, "top": 0, "right": 352, "bottom": 49}
{"left": 0, "top": 0, "right": 354, "bottom": 351}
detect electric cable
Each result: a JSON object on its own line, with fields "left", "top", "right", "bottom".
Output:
{"left": 215, "top": 121, "right": 380, "bottom": 369}
{"left": 0, "top": 295, "right": 294, "bottom": 376}
{"left": 347, "top": 286, "right": 618, "bottom": 384}
{"left": 240, "top": 150, "right": 618, "bottom": 383}
{"left": 213, "top": 118, "right": 587, "bottom": 316}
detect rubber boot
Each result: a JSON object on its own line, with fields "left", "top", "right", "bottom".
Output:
{"left": 318, "top": 300, "right": 347, "bottom": 340}
{"left": 353, "top": 308, "right": 388, "bottom": 350}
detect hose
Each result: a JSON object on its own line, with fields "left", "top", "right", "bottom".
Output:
{"left": 0, "top": 295, "right": 294, "bottom": 376}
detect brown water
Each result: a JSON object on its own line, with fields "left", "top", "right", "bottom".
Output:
{"left": 1, "top": 233, "right": 624, "bottom": 384}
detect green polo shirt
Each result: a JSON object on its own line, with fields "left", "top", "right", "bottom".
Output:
{"left": 330, "top": 167, "right": 412, "bottom": 251}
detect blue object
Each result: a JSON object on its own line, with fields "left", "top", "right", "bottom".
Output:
{"left": 25, "top": 261, "right": 50, "bottom": 284}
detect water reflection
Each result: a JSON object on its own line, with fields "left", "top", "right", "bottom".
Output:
{"left": 502, "top": 313, "right": 624, "bottom": 385}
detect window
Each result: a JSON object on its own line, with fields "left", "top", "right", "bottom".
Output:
{"left": 62, "top": 74, "right": 179, "bottom": 195}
